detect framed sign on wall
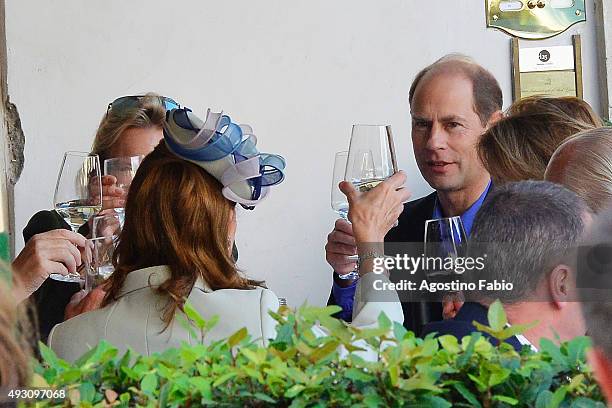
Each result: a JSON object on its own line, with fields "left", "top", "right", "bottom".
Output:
{"left": 511, "top": 34, "right": 583, "bottom": 101}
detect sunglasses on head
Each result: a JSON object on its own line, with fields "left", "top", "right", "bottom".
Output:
{"left": 106, "top": 95, "right": 180, "bottom": 114}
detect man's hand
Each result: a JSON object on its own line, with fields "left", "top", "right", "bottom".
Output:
{"left": 340, "top": 171, "right": 411, "bottom": 243}
{"left": 64, "top": 287, "right": 107, "bottom": 320}
{"left": 325, "top": 219, "right": 358, "bottom": 286}
{"left": 12, "top": 229, "right": 87, "bottom": 302}
{"left": 442, "top": 292, "right": 465, "bottom": 320}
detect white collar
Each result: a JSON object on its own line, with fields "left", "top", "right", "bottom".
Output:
{"left": 506, "top": 323, "right": 538, "bottom": 352}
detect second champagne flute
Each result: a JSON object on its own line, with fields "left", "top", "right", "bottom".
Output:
{"left": 52, "top": 151, "right": 103, "bottom": 282}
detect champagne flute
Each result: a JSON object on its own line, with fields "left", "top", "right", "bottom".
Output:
{"left": 85, "top": 212, "right": 122, "bottom": 290}
{"left": 52, "top": 152, "right": 103, "bottom": 282}
{"left": 331, "top": 151, "right": 359, "bottom": 280}
{"left": 104, "top": 155, "right": 143, "bottom": 223}
{"left": 423, "top": 216, "right": 468, "bottom": 278}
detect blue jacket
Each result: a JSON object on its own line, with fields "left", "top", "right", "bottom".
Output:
{"left": 421, "top": 302, "right": 523, "bottom": 351}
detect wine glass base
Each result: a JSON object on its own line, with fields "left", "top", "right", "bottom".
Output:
{"left": 49, "top": 273, "right": 84, "bottom": 283}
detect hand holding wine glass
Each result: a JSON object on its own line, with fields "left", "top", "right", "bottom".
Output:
{"left": 340, "top": 171, "right": 411, "bottom": 243}
{"left": 52, "top": 151, "right": 103, "bottom": 282}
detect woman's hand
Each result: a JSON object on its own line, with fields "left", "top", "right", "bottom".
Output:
{"left": 339, "top": 171, "right": 411, "bottom": 243}
{"left": 64, "top": 286, "right": 107, "bottom": 320}
{"left": 90, "top": 175, "right": 126, "bottom": 211}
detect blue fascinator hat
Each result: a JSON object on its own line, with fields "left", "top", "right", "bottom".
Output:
{"left": 163, "top": 108, "right": 286, "bottom": 209}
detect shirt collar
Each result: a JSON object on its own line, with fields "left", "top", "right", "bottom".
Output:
{"left": 433, "top": 179, "right": 492, "bottom": 237}
{"left": 116, "top": 265, "right": 212, "bottom": 298}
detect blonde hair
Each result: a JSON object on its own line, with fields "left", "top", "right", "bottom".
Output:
{"left": 91, "top": 93, "right": 166, "bottom": 163}
{"left": 507, "top": 95, "right": 603, "bottom": 128}
{"left": 545, "top": 127, "right": 612, "bottom": 214}
{"left": 478, "top": 96, "right": 599, "bottom": 183}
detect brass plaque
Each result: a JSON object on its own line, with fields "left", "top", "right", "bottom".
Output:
{"left": 487, "top": 0, "right": 586, "bottom": 40}
{"left": 511, "top": 35, "right": 583, "bottom": 101}
{"left": 519, "top": 71, "right": 577, "bottom": 97}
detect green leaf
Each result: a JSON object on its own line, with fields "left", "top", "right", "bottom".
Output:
{"left": 495, "top": 322, "right": 539, "bottom": 342}
{"left": 389, "top": 364, "right": 400, "bottom": 386}
{"left": 228, "top": 327, "right": 248, "bottom": 347}
{"left": 39, "top": 342, "right": 61, "bottom": 370}
{"left": 393, "top": 322, "right": 408, "bottom": 340}
{"left": 363, "top": 394, "right": 384, "bottom": 407}
{"left": 439, "top": 335, "right": 461, "bottom": 354}
{"left": 551, "top": 386, "right": 568, "bottom": 408}
{"left": 487, "top": 300, "right": 507, "bottom": 332}
{"left": 468, "top": 373, "right": 487, "bottom": 392}
{"left": 539, "top": 338, "right": 569, "bottom": 369}
{"left": 254, "top": 393, "right": 276, "bottom": 403}
{"left": 285, "top": 384, "right": 305, "bottom": 398}
{"left": 205, "top": 315, "right": 220, "bottom": 331}
{"left": 242, "top": 348, "right": 265, "bottom": 364}
{"left": 492, "top": 395, "right": 519, "bottom": 405}
{"left": 212, "top": 371, "right": 237, "bottom": 387}
{"left": 141, "top": 373, "right": 158, "bottom": 394}
{"left": 189, "top": 377, "right": 212, "bottom": 399}
{"left": 488, "top": 367, "right": 511, "bottom": 387}
{"left": 309, "top": 340, "right": 340, "bottom": 362}
{"left": 415, "top": 395, "right": 452, "bottom": 408}
{"left": 78, "top": 382, "right": 96, "bottom": 403}
{"left": 119, "top": 392, "right": 131, "bottom": 403}
{"left": 457, "top": 333, "right": 481, "bottom": 368}
{"left": 344, "top": 368, "right": 372, "bottom": 383}
{"left": 566, "top": 336, "right": 591, "bottom": 366}
{"left": 568, "top": 374, "right": 585, "bottom": 391}
{"left": 377, "top": 312, "right": 392, "bottom": 330}
{"left": 182, "top": 302, "right": 206, "bottom": 329}
{"left": 453, "top": 383, "right": 482, "bottom": 408}
{"left": 536, "top": 391, "right": 554, "bottom": 408}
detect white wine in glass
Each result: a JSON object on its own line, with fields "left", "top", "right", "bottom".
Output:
{"left": 52, "top": 152, "right": 103, "bottom": 282}
{"left": 345, "top": 125, "right": 397, "bottom": 191}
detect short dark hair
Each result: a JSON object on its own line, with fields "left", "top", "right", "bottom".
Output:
{"left": 579, "top": 208, "right": 612, "bottom": 358}
{"left": 409, "top": 54, "right": 503, "bottom": 127}
{"left": 468, "top": 181, "right": 589, "bottom": 303}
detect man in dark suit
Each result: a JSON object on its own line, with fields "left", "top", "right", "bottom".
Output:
{"left": 325, "top": 54, "right": 503, "bottom": 334}
{"left": 423, "top": 181, "right": 591, "bottom": 351}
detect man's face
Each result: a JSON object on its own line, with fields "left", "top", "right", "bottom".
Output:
{"left": 411, "top": 72, "right": 491, "bottom": 192}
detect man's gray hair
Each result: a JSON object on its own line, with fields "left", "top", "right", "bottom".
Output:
{"left": 580, "top": 207, "right": 612, "bottom": 359}
{"left": 408, "top": 53, "right": 503, "bottom": 127}
{"left": 468, "top": 180, "right": 589, "bottom": 303}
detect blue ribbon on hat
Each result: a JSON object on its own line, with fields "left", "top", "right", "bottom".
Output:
{"left": 164, "top": 108, "right": 286, "bottom": 208}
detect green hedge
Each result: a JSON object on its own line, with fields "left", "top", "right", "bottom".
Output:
{"left": 31, "top": 301, "right": 605, "bottom": 407}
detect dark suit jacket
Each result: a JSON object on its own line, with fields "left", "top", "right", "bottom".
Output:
{"left": 421, "top": 302, "right": 523, "bottom": 351}
{"left": 328, "top": 184, "right": 498, "bottom": 336}
{"left": 329, "top": 192, "right": 441, "bottom": 335}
